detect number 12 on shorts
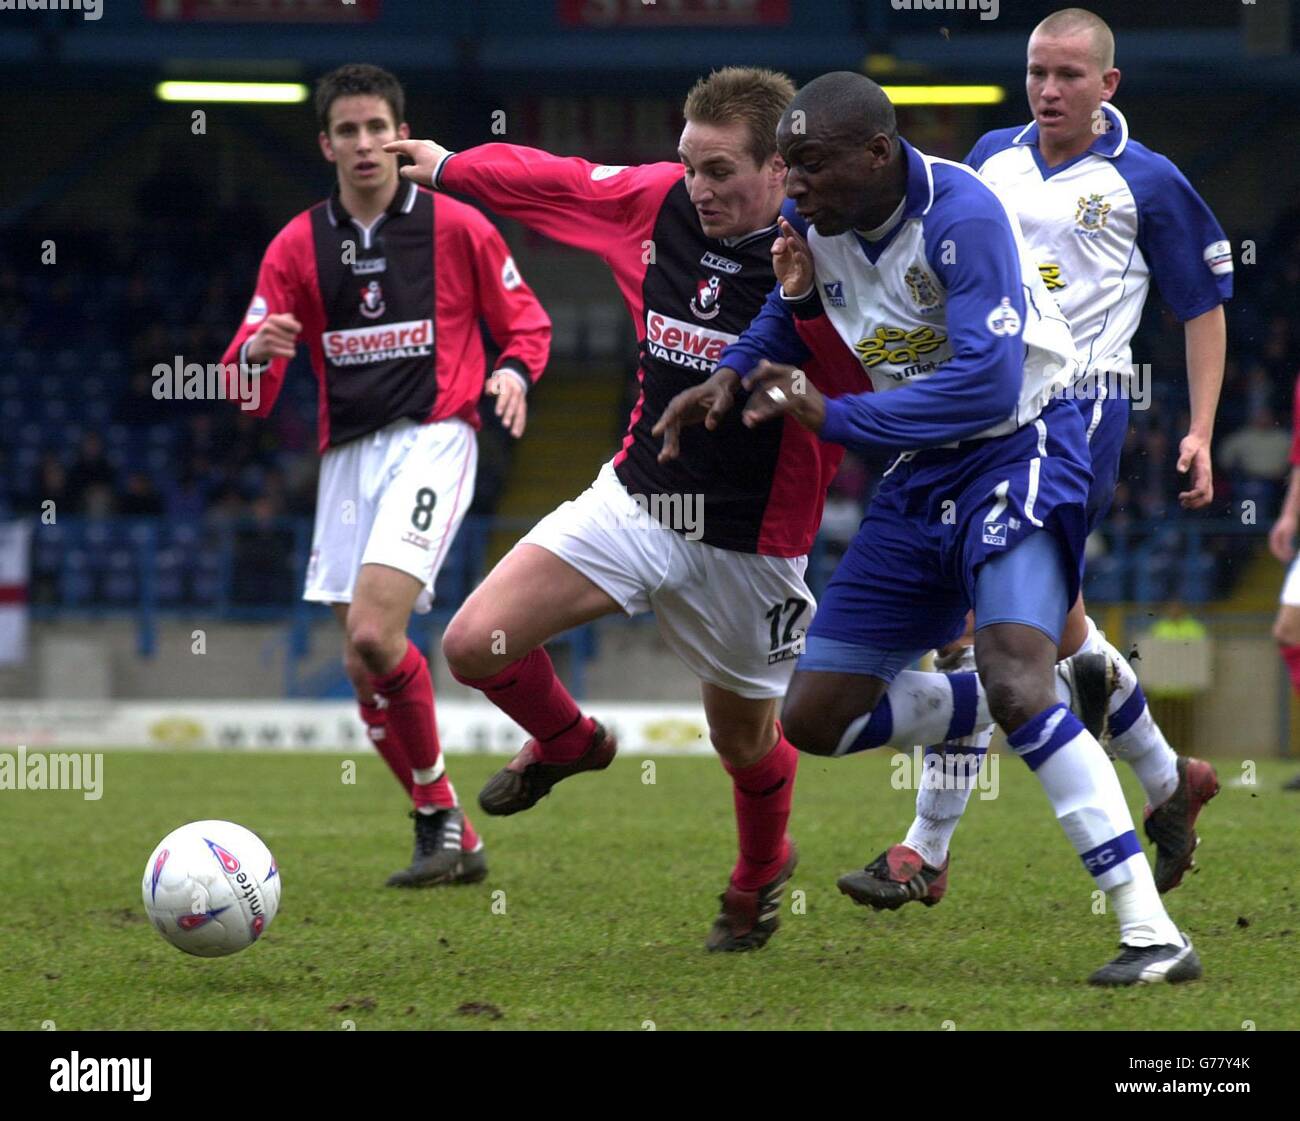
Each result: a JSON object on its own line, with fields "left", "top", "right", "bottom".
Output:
{"left": 766, "top": 597, "right": 807, "bottom": 665}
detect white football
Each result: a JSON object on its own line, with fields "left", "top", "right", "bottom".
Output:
{"left": 142, "top": 820, "right": 281, "bottom": 957}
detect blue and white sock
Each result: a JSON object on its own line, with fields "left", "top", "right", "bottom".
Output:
{"left": 1007, "top": 703, "right": 1180, "bottom": 948}
{"left": 1077, "top": 616, "right": 1180, "bottom": 807}
{"left": 903, "top": 729, "right": 993, "bottom": 868}
{"left": 836, "top": 670, "right": 1080, "bottom": 756}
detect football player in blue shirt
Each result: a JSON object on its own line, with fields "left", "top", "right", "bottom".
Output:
{"left": 662, "top": 69, "right": 1201, "bottom": 985}
{"left": 843, "top": 6, "right": 1230, "bottom": 913}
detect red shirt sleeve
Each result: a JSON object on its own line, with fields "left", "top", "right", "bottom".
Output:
{"left": 430, "top": 194, "right": 550, "bottom": 426}
{"left": 220, "top": 213, "right": 320, "bottom": 419}
{"left": 1291, "top": 372, "right": 1300, "bottom": 467}
{"left": 437, "top": 144, "right": 681, "bottom": 325}
{"left": 461, "top": 208, "right": 551, "bottom": 385}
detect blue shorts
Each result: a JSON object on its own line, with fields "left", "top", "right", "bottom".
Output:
{"left": 807, "top": 397, "right": 1092, "bottom": 655}
{"left": 1073, "top": 387, "right": 1130, "bottom": 531}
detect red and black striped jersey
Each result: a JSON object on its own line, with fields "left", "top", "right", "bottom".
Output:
{"left": 221, "top": 180, "right": 551, "bottom": 452}
{"left": 437, "top": 144, "right": 860, "bottom": 557}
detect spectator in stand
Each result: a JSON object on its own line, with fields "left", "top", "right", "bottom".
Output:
{"left": 119, "top": 472, "right": 165, "bottom": 517}
{"left": 65, "top": 432, "right": 118, "bottom": 515}
{"left": 1218, "top": 406, "right": 1291, "bottom": 511}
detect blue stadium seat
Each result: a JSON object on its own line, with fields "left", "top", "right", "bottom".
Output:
{"left": 102, "top": 548, "right": 138, "bottom": 604}
{"left": 155, "top": 549, "right": 186, "bottom": 605}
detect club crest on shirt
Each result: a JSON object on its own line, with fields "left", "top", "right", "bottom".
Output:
{"left": 359, "top": 279, "right": 386, "bottom": 319}
{"left": 904, "top": 265, "right": 942, "bottom": 313}
{"left": 690, "top": 275, "right": 723, "bottom": 320}
{"left": 1075, "top": 193, "right": 1112, "bottom": 234}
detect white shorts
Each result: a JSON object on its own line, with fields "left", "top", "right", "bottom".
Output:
{"left": 520, "top": 461, "right": 814, "bottom": 699}
{"left": 305, "top": 417, "right": 477, "bottom": 614}
{"left": 1283, "top": 553, "right": 1300, "bottom": 607}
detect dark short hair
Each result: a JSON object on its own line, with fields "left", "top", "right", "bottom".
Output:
{"left": 683, "top": 67, "right": 796, "bottom": 167}
{"left": 315, "top": 63, "right": 405, "bottom": 134}
{"left": 784, "top": 71, "right": 896, "bottom": 148}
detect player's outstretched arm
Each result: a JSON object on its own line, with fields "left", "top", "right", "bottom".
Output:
{"left": 387, "top": 138, "right": 676, "bottom": 268}
{"left": 384, "top": 139, "right": 450, "bottom": 187}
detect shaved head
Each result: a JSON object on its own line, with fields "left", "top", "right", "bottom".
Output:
{"left": 781, "top": 70, "right": 897, "bottom": 151}
{"left": 1032, "top": 7, "right": 1115, "bottom": 72}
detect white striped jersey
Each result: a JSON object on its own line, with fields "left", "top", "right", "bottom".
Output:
{"left": 967, "top": 103, "right": 1232, "bottom": 385}
{"left": 723, "top": 137, "right": 1080, "bottom": 453}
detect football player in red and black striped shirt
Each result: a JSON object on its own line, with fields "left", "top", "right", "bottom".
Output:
{"left": 222, "top": 65, "right": 552, "bottom": 887}
{"left": 389, "top": 69, "right": 863, "bottom": 949}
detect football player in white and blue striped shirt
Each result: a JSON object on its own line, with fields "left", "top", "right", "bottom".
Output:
{"left": 710, "top": 70, "right": 1201, "bottom": 985}
{"left": 852, "top": 7, "right": 1230, "bottom": 915}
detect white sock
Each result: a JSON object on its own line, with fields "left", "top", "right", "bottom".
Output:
{"left": 1109, "top": 876, "right": 1184, "bottom": 949}
{"left": 904, "top": 727, "right": 993, "bottom": 867}
{"left": 840, "top": 670, "right": 1079, "bottom": 755}
{"left": 1007, "top": 705, "right": 1180, "bottom": 948}
{"left": 1077, "top": 616, "right": 1180, "bottom": 806}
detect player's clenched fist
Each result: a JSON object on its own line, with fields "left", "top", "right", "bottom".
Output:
{"left": 772, "top": 217, "right": 814, "bottom": 299}
{"left": 383, "top": 139, "right": 451, "bottom": 186}
{"left": 742, "top": 360, "right": 826, "bottom": 432}
{"left": 246, "top": 313, "right": 302, "bottom": 364}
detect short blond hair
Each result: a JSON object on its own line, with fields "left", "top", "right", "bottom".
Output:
{"left": 683, "top": 67, "right": 796, "bottom": 168}
{"left": 1032, "top": 7, "right": 1116, "bottom": 72}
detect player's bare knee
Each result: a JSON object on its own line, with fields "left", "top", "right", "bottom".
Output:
{"left": 347, "top": 620, "right": 397, "bottom": 674}
{"left": 981, "top": 667, "right": 1052, "bottom": 734}
{"left": 778, "top": 703, "right": 839, "bottom": 757}
{"left": 708, "top": 723, "right": 772, "bottom": 768}
{"left": 441, "top": 611, "right": 496, "bottom": 679}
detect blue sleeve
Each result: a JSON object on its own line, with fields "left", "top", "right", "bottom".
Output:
{"left": 717, "top": 280, "right": 812, "bottom": 379}
{"left": 1123, "top": 147, "right": 1233, "bottom": 321}
{"left": 818, "top": 188, "right": 1024, "bottom": 452}
{"left": 964, "top": 127, "right": 1018, "bottom": 172}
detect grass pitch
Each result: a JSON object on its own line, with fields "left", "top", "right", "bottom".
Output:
{"left": 2, "top": 749, "right": 1297, "bottom": 1031}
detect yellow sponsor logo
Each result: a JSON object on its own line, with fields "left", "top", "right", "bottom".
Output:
{"left": 149, "top": 717, "right": 206, "bottom": 748}
{"left": 853, "top": 325, "right": 948, "bottom": 368}
{"left": 642, "top": 718, "right": 707, "bottom": 751}
{"left": 1038, "top": 262, "right": 1066, "bottom": 290}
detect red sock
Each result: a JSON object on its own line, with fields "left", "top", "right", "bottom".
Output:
{"left": 1283, "top": 645, "right": 1300, "bottom": 695}
{"left": 373, "top": 641, "right": 456, "bottom": 810}
{"left": 452, "top": 647, "right": 595, "bottom": 764}
{"left": 722, "top": 725, "right": 797, "bottom": 891}
{"left": 358, "top": 695, "right": 412, "bottom": 796}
